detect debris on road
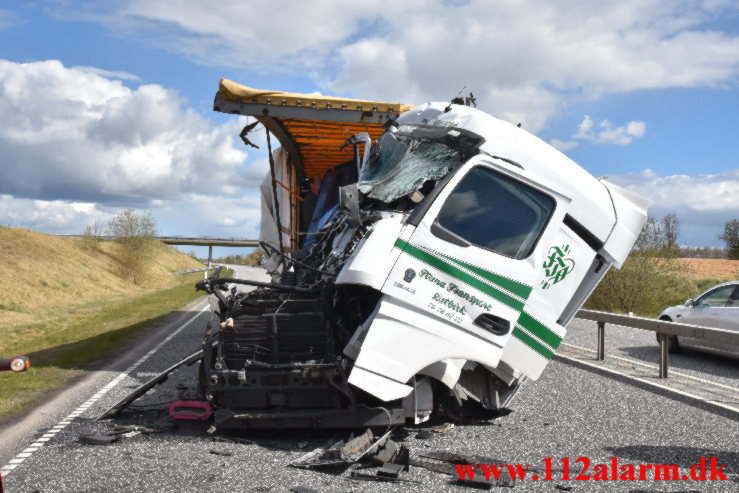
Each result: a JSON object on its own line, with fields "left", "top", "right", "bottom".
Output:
{"left": 78, "top": 432, "right": 120, "bottom": 445}
{"left": 209, "top": 450, "right": 233, "bottom": 457}
{"left": 348, "top": 471, "right": 421, "bottom": 484}
{"left": 112, "top": 424, "right": 158, "bottom": 434}
{"left": 209, "top": 435, "right": 252, "bottom": 445}
{"left": 98, "top": 350, "right": 203, "bottom": 420}
{"left": 432, "top": 422, "right": 455, "bottom": 433}
{"left": 290, "top": 428, "right": 392, "bottom": 468}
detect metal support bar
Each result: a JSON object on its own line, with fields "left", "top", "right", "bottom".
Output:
{"left": 206, "top": 245, "right": 213, "bottom": 280}
{"left": 658, "top": 333, "right": 668, "bottom": 378}
{"left": 596, "top": 321, "right": 605, "bottom": 361}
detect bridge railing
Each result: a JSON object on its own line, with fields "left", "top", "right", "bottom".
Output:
{"left": 55, "top": 234, "right": 259, "bottom": 246}
{"left": 574, "top": 309, "right": 739, "bottom": 378}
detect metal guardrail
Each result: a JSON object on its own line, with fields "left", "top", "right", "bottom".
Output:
{"left": 575, "top": 309, "right": 739, "bottom": 378}
{"left": 171, "top": 265, "right": 225, "bottom": 275}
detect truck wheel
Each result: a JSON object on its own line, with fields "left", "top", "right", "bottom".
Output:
{"left": 657, "top": 317, "right": 681, "bottom": 353}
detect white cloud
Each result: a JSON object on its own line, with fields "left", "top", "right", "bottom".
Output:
{"left": 72, "top": 66, "right": 141, "bottom": 81}
{"left": 593, "top": 119, "right": 647, "bottom": 145}
{"left": 608, "top": 168, "right": 739, "bottom": 246}
{"left": 0, "top": 59, "right": 264, "bottom": 205}
{"left": 66, "top": 1, "right": 739, "bottom": 131}
{"left": 154, "top": 193, "right": 262, "bottom": 237}
{"left": 574, "top": 116, "right": 595, "bottom": 140}
{"left": 0, "top": 194, "right": 114, "bottom": 232}
{"left": 0, "top": 191, "right": 264, "bottom": 238}
{"left": 610, "top": 168, "right": 739, "bottom": 213}
{"left": 568, "top": 116, "right": 647, "bottom": 146}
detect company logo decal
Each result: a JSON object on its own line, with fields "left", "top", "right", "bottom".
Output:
{"left": 541, "top": 245, "right": 575, "bottom": 289}
{"left": 404, "top": 268, "right": 416, "bottom": 283}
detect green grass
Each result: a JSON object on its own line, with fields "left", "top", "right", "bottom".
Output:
{"left": 0, "top": 272, "right": 208, "bottom": 418}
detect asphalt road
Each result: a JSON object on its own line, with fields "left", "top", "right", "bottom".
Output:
{"left": 1, "top": 265, "right": 737, "bottom": 492}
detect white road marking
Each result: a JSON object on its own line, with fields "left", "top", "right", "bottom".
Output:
{"left": 560, "top": 341, "right": 739, "bottom": 392}
{"left": 0, "top": 302, "right": 209, "bottom": 479}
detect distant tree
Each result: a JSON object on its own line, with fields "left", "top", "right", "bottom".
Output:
{"left": 107, "top": 210, "right": 158, "bottom": 284}
{"left": 679, "top": 246, "right": 727, "bottom": 259}
{"left": 662, "top": 212, "right": 679, "bottom": 251}
{"left": 80, "top": 221, "right": 105, "bottom": 250}
{"left": 719, "top": 219, "right": 739, "bottom": 260}
{"left": 587, "top": 213, "right": 681, "bottom": 314}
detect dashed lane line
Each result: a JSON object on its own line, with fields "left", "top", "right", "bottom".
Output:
{"left": 0, "top": 302, "right": 209, "bottom": 479}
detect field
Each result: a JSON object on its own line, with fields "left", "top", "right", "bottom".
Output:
{"left": 674, "top": 258, "right": 739, "bottom": 281}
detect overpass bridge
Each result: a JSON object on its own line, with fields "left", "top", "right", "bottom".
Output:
{"left": 56, "top": 235, "right": 260, "bottom": 269}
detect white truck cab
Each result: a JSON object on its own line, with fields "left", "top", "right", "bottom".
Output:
{"left": 199, "top": 81, "right": 648, "bottom": 428}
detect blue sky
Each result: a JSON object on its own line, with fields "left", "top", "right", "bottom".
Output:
{"left": 1, "top": 1, "right": 738, "bottom": 257}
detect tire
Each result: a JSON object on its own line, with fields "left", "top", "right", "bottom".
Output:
{"left": 657, "top": 316, "right": 681, "bottom": 353}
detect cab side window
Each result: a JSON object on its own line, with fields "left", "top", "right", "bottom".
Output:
{"left": 695, "top": 285, "right": 736, "bottom": 308}
{"left": 435, "top": 166, "right": 555, "bottom": 259}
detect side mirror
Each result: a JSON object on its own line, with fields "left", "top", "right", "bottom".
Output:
{"left": 685, "top": 299, "right": 694, "bottom": 307}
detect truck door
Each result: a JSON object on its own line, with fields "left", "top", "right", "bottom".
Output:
{"left": 382, "top": 155, "right": 571, "bottom": 371}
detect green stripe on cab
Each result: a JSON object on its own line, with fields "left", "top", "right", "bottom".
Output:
{"left": 517, "top": 311, "right": 562, "bottom": 348}
{"left": 440, "top": 254, "right": 532, "bottom": 300}
{"left": 395, "top": 238, "right": 525, "bottom": 312}
{"left": 512, "top": 327, "right": 554, "bottom": 359}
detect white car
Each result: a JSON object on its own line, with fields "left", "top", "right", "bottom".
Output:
{"left": 658, "top": 281, "right": 739, "bottom": 357}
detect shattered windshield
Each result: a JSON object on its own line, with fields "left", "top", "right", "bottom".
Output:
{"left": 358, "top": 124, "right": 484, "bottom": 203}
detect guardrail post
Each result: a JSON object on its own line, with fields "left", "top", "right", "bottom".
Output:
{"left": 658, "top": 333, "right": 668, "bottom": 378}
{"left": 205, "top": 245, "right": 213, "bottom": 280}
{"left": 596, "top": 321, "right": 605, "bottom": 360}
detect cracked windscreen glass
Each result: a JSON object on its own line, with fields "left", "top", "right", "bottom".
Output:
{"left": 358, "top": 128, "right": 470, "bottom": 203}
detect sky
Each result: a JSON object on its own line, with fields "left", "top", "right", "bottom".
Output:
{"left": 1, "top": 1, "right": 738, "bottom": 257}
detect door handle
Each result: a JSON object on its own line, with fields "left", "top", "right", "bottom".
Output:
{"left": 474, "top": 313, "right": 510, "bottom": 336}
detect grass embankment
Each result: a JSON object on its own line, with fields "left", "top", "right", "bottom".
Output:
{"left": 0, "top": 227, "right": 216, "bottom": 418}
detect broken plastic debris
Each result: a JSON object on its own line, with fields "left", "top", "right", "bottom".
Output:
{"left": 370, "top": 438, "right": 398, "bottom": 464}
{"left": 290, "top": 429, "right": 392, "bottom": 468}
{"left": 377, "top": 462, "right": 404, "bottom": 478}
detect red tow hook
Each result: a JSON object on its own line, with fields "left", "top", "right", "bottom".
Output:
{"left": 0, "top": 356, "right": 30, "bottom": 372}
{"left": 168, "top": 400, "right": 212, "bottom": 420}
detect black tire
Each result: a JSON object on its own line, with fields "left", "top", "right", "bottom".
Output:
{"left": 657, "top": 317, "right": 681, "bottom": 353}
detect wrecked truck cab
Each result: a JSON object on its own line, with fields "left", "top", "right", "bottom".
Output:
{"left": 201, "top": 81, "right": 648, "bottom": 429}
